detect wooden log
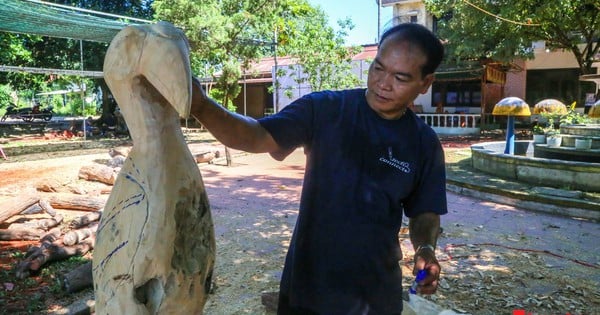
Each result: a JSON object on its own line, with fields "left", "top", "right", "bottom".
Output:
{"left": 43, "top": 193, "right": 106, "bottom": 211}
{"left": 194, "top": 151, "right": 217, "bottom": 163}
{"left": 63, "top": 223, "right": 97, "bottom": 246}
{"left": 39, "top": 198, "right": 57, "bottom": 217}
{"left": 108, "top": 146, "right": 131, "bottom": 158}
{"left": 0, "top": 227, "right": 44, "bottom": 240}
{"left": 16, "top": 236, "right": 95, "bottom": 279}
{"left": 0, "top": 195, "right": 40, "bottom": 224}
{"left": 62, "top": 261, "right": 93, "bottom": 293}
{"left": 69, "top": 211, "right": 102, "bottom": 229}
{"left": 35, "top": 178, "right": 62, "bottom": 193}
{"left": 24, "top": 228, "right": 62, "bottom": 258}
{"left": 48, "top": 293, "right": 95, "bottom": 315}
{"left": 78, "top": 164, "right": 117, "bottom": 185}
{"left": 9, "top": 214, "right": 63, "bottom": 231}
{"left": 21, "top": 203, "right": 43, "bottom": 215}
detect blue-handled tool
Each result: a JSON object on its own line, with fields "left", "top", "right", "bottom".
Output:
{"left": 409, "top": 269, "right": 427, "bottom": 294}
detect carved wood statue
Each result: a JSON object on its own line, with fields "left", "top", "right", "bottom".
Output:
{"left": 93, "top": 21, "right": 216, "bottom": 314}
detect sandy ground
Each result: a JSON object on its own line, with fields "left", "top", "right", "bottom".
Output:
{"left": 1, "top": 144, "right": 599, "bottom": 314}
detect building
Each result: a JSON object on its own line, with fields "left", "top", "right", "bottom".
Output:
{"left": 231, "top": 0, "right": 598, "bottom": 128}
{"left": 382, "top": 0, "right": 599, "bottom": 117}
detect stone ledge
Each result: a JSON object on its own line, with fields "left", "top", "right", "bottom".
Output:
{"left": 471, "top": 141, "right": 600, "bottom": 192}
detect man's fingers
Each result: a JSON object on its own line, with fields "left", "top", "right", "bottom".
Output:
{"left": 418, "top": 279, "right": 439, "bottom": 295}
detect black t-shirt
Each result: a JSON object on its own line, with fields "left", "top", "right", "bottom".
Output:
{"left": 259, "top": 88, "right": 447, "bottom": 314}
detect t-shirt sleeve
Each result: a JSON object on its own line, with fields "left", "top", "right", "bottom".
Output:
{"left": 403, "top": 129, "right": 448, "bottom": 218}
{"left": 258, "top": 94, "right": 314, "bottom": 150}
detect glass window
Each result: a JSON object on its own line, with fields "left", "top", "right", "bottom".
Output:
{"left": 432, "top": 81, "right": 482, "bottom": 108}
{"left": 526, "top": 68, "right": 596, "bottom": 107}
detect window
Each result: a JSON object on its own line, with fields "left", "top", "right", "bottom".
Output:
{"left": 432, "top": 81, "right": 482, "bottom": 108}
{"left": 526, "top": 68, "right": 596, "bottom": 107}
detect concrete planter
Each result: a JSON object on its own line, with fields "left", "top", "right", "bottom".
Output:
{"left": 533, "top": 134, "right": 546, "bottom": 144}
{"left": 547, "top": 136, "right": 562, "bottom": 148}
{"left": 575, "top": 138, "right": 592, "bottom": 150}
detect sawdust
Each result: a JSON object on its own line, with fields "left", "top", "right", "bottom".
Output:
{"left": 0, "top": 139, "right": 599, "bottom": 314}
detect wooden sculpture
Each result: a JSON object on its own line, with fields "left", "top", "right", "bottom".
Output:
{"left": 92, "top": 21, "right": 215, "bottom": 314}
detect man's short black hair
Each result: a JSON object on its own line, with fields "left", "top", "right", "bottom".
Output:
{"left": 379, "top": 23, "right": 444, "bottom": 77}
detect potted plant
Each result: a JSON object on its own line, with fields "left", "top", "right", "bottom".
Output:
{"left": 574, "top": 137, "right": 592, "bottom": 150}
{"left": 559, "top": 102, "right": 591, "bottom": 126}
{"left": 546, "top": 130, "right": 562, "bottom": 148}
{"left": 532, "top": 125, "right": 547, "bottom": 144}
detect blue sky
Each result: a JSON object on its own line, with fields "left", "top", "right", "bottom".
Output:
{"left": 306, "top": 0, "right": 393, "bottom": 46}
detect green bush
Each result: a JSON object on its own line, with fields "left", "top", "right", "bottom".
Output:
{"left": 0, "top": 84, "right": 15, "bottom": 108}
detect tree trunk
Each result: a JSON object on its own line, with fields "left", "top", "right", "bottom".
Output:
{"left": 62, "top": 261, "right": 94, "bottom": 293}
{"left": 78, "top": 164, "right": 117, "bottom": 185}
{"left": 0, "top": 195, "right": 40, "bottom": 224}
{"left": 43, "top": 193, "right": 106, "bottom": 211}
{"left": 0, "top": 228, "right": 44, "bottom": 241}
{"left": 8, "top": 214, "right": 63, "bottom": 231}
{"left": 15, "top": 236, "right": 95, "bottom": 279}
{"left": 63, "top": 223, "right": 97, "bottom": 246}
{"left": 69, "top": 211, "right": 102, "bottom": 229}
{"left": 225, "top": 146, "right": 232, "bottom": 166}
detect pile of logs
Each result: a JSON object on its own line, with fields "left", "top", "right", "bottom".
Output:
{"left": 0, "top": 145, "right": 219, "bottom": 296}
{"left": 0, "top": 147, "right": 130, "bottom": 293}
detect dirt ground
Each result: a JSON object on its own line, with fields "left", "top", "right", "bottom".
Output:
{"left": 0, "top": 135, "right": 599, "bottom": 314}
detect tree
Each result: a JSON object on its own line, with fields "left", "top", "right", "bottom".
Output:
{"left": 0, "top": 1, "right": 154, "bottom": 118}
{"left": 46, "top": 0, "right": 155, "bottom": 120}
{"left": 276, "top": 5, "right": 361, "bottom": 93}
{"left": 424, "top": 0, "right": 600, "bottom": 75}
{"left": 153, "top": 0, "right": 360, "bottom": 165}
{"left": 154, "top": 0, "right": 281, "bottom": 165}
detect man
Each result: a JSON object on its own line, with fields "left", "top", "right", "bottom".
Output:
{"left": 191, "top": 23, "right": 447, "bottom": 315}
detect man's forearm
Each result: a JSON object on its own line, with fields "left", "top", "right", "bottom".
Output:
{"left": 190, "top": 81, "right": 278, "bottom": 153}
{"left": 408, "top": 212, "right": 441, "bottom": 251}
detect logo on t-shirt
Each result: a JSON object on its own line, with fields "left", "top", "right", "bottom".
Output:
{"left": 379, "top": 147, "right": 411, "bottom": 173}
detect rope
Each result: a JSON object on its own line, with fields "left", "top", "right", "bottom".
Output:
{"left": 463, "top": 0, "right": 541, "bottom": 26}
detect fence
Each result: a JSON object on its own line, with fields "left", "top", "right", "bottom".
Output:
{"left": 417, "top": 113, "right": 481, "bottom": 135}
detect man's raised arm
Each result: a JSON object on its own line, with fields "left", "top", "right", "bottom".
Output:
{"left": 190, "top": 77, "right": 280, "bottom": 155}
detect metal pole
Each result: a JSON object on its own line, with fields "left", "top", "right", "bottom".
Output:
{"left": 80, "top": 39, "right": 86, "bottom": 141}
{"left": 243, "top": 69, "right": 247, "bottom": 116}
{"left": 377, "top": 0, "right": 381, "bottom": 41}
{"left": 273, "top": 28, "right": 278, "bottom": 113}
{"left": 504, "top": 116, "right": 515, "bottom": 155}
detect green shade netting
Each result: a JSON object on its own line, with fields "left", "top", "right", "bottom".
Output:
{"left": 0, "top": 0, "right": 147, "bottom": 42}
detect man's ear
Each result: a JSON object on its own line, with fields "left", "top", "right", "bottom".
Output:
{"left": 420, "top": 73, "right": 435, "bottom": 94}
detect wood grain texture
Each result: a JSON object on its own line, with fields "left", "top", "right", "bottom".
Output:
{"left": 92, "top": 21, "right": 216, "bottom": 315}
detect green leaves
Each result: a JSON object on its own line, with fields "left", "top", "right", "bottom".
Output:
{"left": 154, "top": 0, "right": 361, "bottom": 105}
{"left": 424, "top": 0, "right": 599, "bottom": 74}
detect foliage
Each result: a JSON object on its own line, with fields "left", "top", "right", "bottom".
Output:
{"left": 532, "top": 124, "right": 546, "bottom": 135}
{"left": 154, "top": 0, "right": 276, "bottom": 107}
{"left": 276, "top": 4, "right": 361, "bottom": 92}
{"left": 559, "top": 110, "right": 591, "bottom": 126}
{"left": 0, "top": 0, "right": 154, "bottom": 120}
{"left": 424, "top": 0, "right": 600, "bottom": 75}
{"left": 0, "top": 84, "right": 15, "bottom": 107}
{"left": 153, "top": 0, "right": 361, "bottom": 107}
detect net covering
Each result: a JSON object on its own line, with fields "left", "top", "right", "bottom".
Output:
{"left": 0, "top": 0, "right": 144, "bottom": 42}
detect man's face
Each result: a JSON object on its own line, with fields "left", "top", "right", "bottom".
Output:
{"left": 366, "top": 38, "right": 434, "bottom": 120}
